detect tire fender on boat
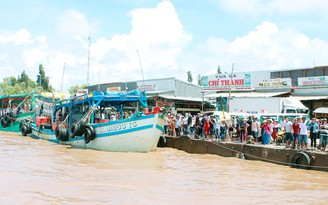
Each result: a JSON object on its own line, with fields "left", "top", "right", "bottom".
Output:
{"left": 291, "top": 152, "right": 311, "bottom": 169}
{"left": 55, "top": 126, "right": 61, "bottom": 140}
{"left": 19, "top": 121, "right": 25, "bottom": 130}
{"left": 157, "top": 136, "right": 166, "bottom": 147}
{"left": 84, "top": 125, "right": 95, "bottom": 144}
{"left": 71, "top": 123, "right": 85, "bottom": 137}
{"left": 59, "top": 127, "right": 69, "bottom": 141}
{"left": 3, "top": 115, "right": 12, "bottom": 126}
{"left": 21, "top": 124, "right": 28, "bottom": 136}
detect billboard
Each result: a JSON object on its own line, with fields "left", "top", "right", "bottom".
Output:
{"left": 201, "top": 72, "right": 252, "bottom": 91}
{"left": 254, "top": 78, "right": 292, "bottom": 90}
{"left": 298, "top": 76, "right": 328, "bottom": 87}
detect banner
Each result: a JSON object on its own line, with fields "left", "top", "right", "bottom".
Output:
{"left": 255, "top": 78, "right": 292, "bottom": 89}
{"left": 201, "top": 72, "right": 252, "bottom": 91}
{"left": 137, "top": 83, "right": 156, "bottom": 92}
{"left": 298, "top": 76, "right": 328, "bottom": 87}
{"left": 107, "top": 87, "right": 121, "bottom": 91}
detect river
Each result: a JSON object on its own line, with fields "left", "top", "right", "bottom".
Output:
{"left": 0, "top": 131, "right": 327, "bottom": 205}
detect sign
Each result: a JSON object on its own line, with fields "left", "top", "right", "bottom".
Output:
{"left": 298, "top": 76, "right": 328, "bottom": 87}
{"left": 137, "top": 84, "right": 156, "bottom": 92}
{"left": 255, "top": 78, "right": 292, "bottom": 89}
{"left": 107, "top": 87, "right": 121, "bottom": 91}
{"left": 201, "top": 72, "right": 252, "bottom": 91}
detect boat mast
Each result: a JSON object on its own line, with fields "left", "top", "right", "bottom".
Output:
{"left": 87, "top": 36, "right": 91, "bottom": 85}
{"left": 61, "top": 62, "right": 66, "bottom": 92}
{"left": 136, "top": 50, "right": 145, "bottom": 85}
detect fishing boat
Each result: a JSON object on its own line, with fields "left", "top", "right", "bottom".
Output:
{"left": 0, "top": 93, "right": 35, "bottom": 132}
{"left": 20, "top": 89, "right": 165, "bottom": 152}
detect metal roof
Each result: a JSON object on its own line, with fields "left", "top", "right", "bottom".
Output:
{"left": 205, "top": 91, "right": 290, "bottom": 98}
{"left": 158, "top": 95, "right": 205, "bottom": 102}
{"left": 289, "top": 96, "right": 328, "bottom": 101}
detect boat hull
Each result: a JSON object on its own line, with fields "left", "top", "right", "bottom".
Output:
{"left": 0, "top": 112, "right": 34, "bottom": 132}
{"left": 29, "top": 113, "right": 164, "bottom": 152}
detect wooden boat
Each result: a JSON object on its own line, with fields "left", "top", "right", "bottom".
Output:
{"left": 0, "top": 93, "right": 35, "bottom": 132}
{"left": 21, "top": 90, "right": 165, "bottom": 152}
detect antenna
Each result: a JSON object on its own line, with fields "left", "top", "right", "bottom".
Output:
{"left": 136, "top": 50, "right": 145, "bottom": 85}
{"left": 61, "top": 62, "right": 66, "bottom": 92}
{"left": 87, "top": 35, "right": 91, "bottom": 85}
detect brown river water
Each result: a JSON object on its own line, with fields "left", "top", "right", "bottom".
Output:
{"left": 0, "top": 131, "right": 327, "bottom": 205}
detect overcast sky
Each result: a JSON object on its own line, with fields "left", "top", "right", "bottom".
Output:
{"left": 1, "top": 0, "right": 328, "bottom": 92}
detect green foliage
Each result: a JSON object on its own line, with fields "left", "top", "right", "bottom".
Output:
{"left": 68, "top": 84, "right": 87, "bottom": 94}
{"left": 0, "top": 70, "right": 38, "bottom": 95}
{"left": 217, "top": 65, "right": 222, "bottom": 74}
{"left": 36, "top": 64, "right": 53, "bottom": 92}
{"left": 197, "top": 74, "right": 201, "bottom": 86}
{"left": 187, "top": 71, "right": 193, "bottom": 83}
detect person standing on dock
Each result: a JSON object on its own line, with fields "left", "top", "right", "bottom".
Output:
{"left": 251, "top": 117, "right": 260, "bottom": 143}
{"left": 308, "top": 118, "right": 319, "bottom": 150}
{"left": 261, "top": 120, "right": 271, "bottom": 144}
{"left": 292, "top": 118, "right": 300, "bottom": 149}
{"left": 284, "top": 118, "right": 294, "bottom": 148}
{"left": 299, "top": 117, "right": 309, "bottom": 150}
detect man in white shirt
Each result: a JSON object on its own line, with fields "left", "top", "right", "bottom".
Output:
{"left": 299, "top": 117, "right": 309, "bottom": 150}
{"left": 284, "top": 118, "right": 294, "bottom": 148}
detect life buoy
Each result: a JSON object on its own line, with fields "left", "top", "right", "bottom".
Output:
{"left": 291, "top": 152, "right": 311, "bottom": 169}
{"left": 84, "top": 125, "right": 95, "bottom": 144}
{"left": 157, "top": 136, "right": 166, "bottom": 147}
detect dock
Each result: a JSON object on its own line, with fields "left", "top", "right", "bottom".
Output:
{"left": 160, "top": 135, "right": 328, "bottom": 172}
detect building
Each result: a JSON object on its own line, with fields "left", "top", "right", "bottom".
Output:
{"left": 87, "top": 77, "right": 212, "bottom": 114}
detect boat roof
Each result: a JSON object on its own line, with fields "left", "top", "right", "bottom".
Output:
{"left": 0, "top": 93, "right": 30, "bottom": 101}
{"left": 38, "top": 90, "right": 149, "bottom": 109}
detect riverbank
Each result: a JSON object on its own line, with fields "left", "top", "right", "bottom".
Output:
{"left": 161, "top": 135, "right": 328, "bottom": 172}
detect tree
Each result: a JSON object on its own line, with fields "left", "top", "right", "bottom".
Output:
{"left": 197, "top": 74, "right": 202, "bottom": 86}
{"left": 217, "top": 65, "right": 222, "bottom": 74}
{"left": 36, "top": 64, "right": 53, "bottom": 92}
{"left": 187, "top": 71, "right": 193, "bottom": 83}
{"left": 18, "top": 70, "right": 36, "bottom": 89}
{"left": 0, "top": 73, "right": 38, "bottom": 95}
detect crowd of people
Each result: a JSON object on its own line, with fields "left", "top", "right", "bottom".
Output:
{"left": 163, "top": 112, "right": 328, "bottom": 152}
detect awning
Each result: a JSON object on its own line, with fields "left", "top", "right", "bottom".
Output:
{"left": 314, "top": 107, "right": 328, "bottom": 114}
{"left": 158, "top": 95, "right": 205, "bottom": 102}
{"left": 206, "top": 91, "right": 289, "bottom": 98}
{"left": 289, "top": 96, "right": 328, "bottom": 101}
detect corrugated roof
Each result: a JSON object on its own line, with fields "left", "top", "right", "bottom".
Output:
{"left": 314, "top": 107, "right": 328, "bottom": 114}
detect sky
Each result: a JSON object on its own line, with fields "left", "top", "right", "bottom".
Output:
{"left": 1, "top": 0, "right": 328, "bottom": 92}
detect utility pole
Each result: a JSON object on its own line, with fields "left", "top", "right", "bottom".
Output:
{"left": 87, "top": 36, "right": 91, "bottom": 85}
{"left": 227, "top": 63, "right": 234, "bottom": 113}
